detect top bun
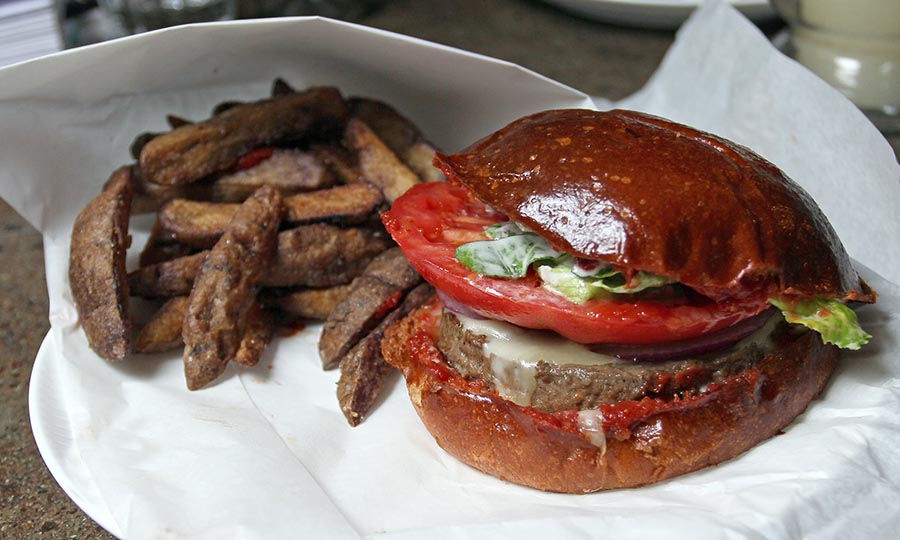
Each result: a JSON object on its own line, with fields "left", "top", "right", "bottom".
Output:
{"left": 435, "top": 109, "right": 873, "bottom": 303}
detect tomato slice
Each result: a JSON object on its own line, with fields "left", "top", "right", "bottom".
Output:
{"left": 383, "top": 182, "right": 769, "bottom": 345}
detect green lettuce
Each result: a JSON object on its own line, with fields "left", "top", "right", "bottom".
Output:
{"left": 537, "top": 263, "right": 670, "bottom": 303}
{"left": 454, "top": 222, "right": 871, "bottom": 351}
{"left": 454, "top": 221, "right": 668, "bottom": 299}
{"left": 454, "top": 225, "right": 564, "bottom": 278}
{"left": 768, "top": 297, "right": 871, "bottom": 350}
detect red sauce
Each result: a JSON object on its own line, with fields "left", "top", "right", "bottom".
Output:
{"left": 235, "top": 147, "right": 275, "bottom": 171}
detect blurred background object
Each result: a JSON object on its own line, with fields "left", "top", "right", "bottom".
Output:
{"left": 771, "top": 0, "right": 900, "bottom": 133}
{"left": 0, "top": 0, "right": 62, "bottom": 68}
{"left": 541, "top": 0, "right": 777, "bottom": 30}
{"left": 54, "top": 0, "right": 385, "bottom": 47}
{"left": 98, "top": 0, "right": 236, "bottom": 33}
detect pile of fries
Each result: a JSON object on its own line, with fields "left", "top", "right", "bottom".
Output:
{"left": 69, "top": 80, "right": 439, "bottom": 424}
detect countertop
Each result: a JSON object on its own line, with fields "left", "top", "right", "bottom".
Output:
{"left": 1, "top": 1, "right": 897, "bottom": 538}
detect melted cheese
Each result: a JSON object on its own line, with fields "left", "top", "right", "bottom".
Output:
{"left": 454, "top": 313, "right": 623, "bottom": 406}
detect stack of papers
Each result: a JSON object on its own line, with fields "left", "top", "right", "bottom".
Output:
{"left": 0, "top": 0, "right": 62, "bottom": 68}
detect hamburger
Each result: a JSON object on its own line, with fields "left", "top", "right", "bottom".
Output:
{"left": 380, "top": 109, "right": 875, "bottom": 493}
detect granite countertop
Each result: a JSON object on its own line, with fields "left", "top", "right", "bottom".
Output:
{"left": 1, "top": 1, "right": 896, "bottom": 538}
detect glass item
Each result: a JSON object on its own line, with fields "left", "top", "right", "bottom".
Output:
{"left": 771, "top": 0, "right": 900, "bottom": 133}
{"left": 99, "top": 0, "right": 237, "bottom": 33}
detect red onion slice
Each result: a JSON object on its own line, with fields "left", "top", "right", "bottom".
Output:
{"left": 589, "top": 308, "right": 776, "bottom": 362}
{"left": 436, "top": 290, "right": 486, "bottom": 320}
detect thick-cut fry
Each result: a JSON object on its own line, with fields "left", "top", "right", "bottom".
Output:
{"left": 234, "top": 301, "right": 275, "bottom": 367}
{"left": 127, "top": 167, "right": 213, "bottom": 215}
{"left": 210, "top": 149, "right": 336, "bottom": 203}
{"left": 159, "top": 183, "right": 384, "bottom": 248}
{"left": 166, "top": 114, "right": 193, "bottom": 128}
{"left": 319, "top": 247, "right": 422, "bottom": 370}
{"left": 337, "top": 282, "right": 433, "bottom": 426}
{"left": 139, "top": 224, "right": 195, "bottom": 266}
{"left": 271, "top": 77, "right": 295, "bottom": 96}
{"left": 263, "top": 284, "right": 353, "bottom": 320}
{"left": 69, "top": 166, "right": 134, "bottom": 360}
{"left": 135, "top": 296, "right": 188, "bottom": 354}
{"left": 183, "top": 186, "right": 283, "bottom": 391}
{"left": 344, "top": 118, "right": 420, "bottom": 203}
{"left": 129, "top": 225, "right": 390, "bottom": 298}
{"left": 263, "top": 224, "right": 392, "bottom": 288}
{"left": 129, "top": 251, "right": 207, "bottom": 299}
{"left": 348, "top": 97, "right": 444, "bottom": 182}
{"left": 140, "top": 86, "right": 347, "bottom": 185}
{"left": 314, "top": 145, "right": 362, "bottom": 185}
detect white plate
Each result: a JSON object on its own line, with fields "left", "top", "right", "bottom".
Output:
{"left": 543, "top": 0, "right": 777, "bottom": 29}
{"left": 8, "top": 5, "right": 900, "bottom": 540}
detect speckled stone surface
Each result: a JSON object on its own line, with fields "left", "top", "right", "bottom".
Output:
{"left": 1, "top": 1, "right": 897, "bottom": 538}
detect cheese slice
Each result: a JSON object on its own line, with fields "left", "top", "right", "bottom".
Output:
{"left": 453, "top": 313, "right": 624, "bottom": 406}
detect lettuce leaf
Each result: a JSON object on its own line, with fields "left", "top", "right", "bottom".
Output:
{"left": 768, "top": 297, "right": 871, "bottom": 350}
{"left": 454, "top": 230, "right": 564, "bottom": 278}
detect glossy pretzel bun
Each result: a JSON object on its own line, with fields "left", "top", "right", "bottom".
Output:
{"left": 435, "top": 109, "right": 874, "bottom": 304}
{"left": 382, "top": 297, "right": 840, "bottom": 493}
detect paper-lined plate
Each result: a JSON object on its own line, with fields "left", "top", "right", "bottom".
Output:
{"left": 543, "top": 0, "right": 777, "bottom": 29}
{"left": 8, "top": 4, "right": 900, "bottom": 540}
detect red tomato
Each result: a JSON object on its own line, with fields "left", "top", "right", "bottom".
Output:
{"left": 383, "top": 182, "right": 769, "bottom": 345}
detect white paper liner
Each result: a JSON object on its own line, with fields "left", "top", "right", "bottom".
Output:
{"left": 1, "top": 3, "right": 898, "bottom": 539}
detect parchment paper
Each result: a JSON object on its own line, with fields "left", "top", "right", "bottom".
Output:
{"left": 1, "top": 2, "right": 898, "bottom": 539}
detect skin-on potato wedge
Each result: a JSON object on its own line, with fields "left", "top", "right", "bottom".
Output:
{"left": 263, "top": 224, "right": 393, "bottom": 288}
{"left": 129, "top": 251, "right": 207, "bottom": 299}
{"left": 139, "top": 86, "right": 347, "bottom": 186}
{"left": 314, "top": 145, "right": 362, "bottom": 185}
{"left": 344, "top": 118, "right": 421, "bottom": 203}
{"left": 135, "top": 296, "right": 188, "bottom": 354}
{"left": 337, "top": 282, "right": 433, "bottom": 426}
{"left": 139, "top": 223, "right": 195, "bottom": 267}
{"left": 319, "top": 247, "right": 422, "bottom": 370}
{"left": 183, "top": 185, "right": 283, "bottom": 390}
{"left": 348, "top": 97, "right": 444, "bottom": 183}
{"left": 211, "top": 149, "right": 336, "bottom": 203}
{"left": 128, "top": 224, "right": 391, "bottom": 298}
{"left": 262, "top": 284, "right": 353, "bottom": 320}
{"left": 158, "top": 183, "right": 384, "bottom": 248}
{"left": 69, "top": 166, "right": 134, "bottom": 360}
{"left": 126, "top": 167, "right": 214, "bottom": 215}
{"left": 234, "top": 301, "right": 275, "bottom": 368}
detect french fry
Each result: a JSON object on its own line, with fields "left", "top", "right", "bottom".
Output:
{"left": 139, "top": 86, "right": 347, "bottom": 185}
{"left": 130, "top": 224, "right": 391, "bottom": 298}
{"left": 69, "top": 166, "right": 134, "bottom": 360}
{"left": 129, "top": 251, "right": 207, "bottom": 299}
{"left": 271, "top": 77, "right": 295, "bottom": 96}
{"left": 158, "top": 183, "right": 384, "bottom": 248}
{"left": 139, "top": 223, "right": 195, "bottom": 266}
{"left": 127, "top": 166, "right": 213, "bottom": 215}
{"left": 134, "top": 296, "right": 189, "bottom": 354}
{"left": 344, "top": 118, "right": 421, "bottom": 203}
{"left": 348, "top": 97, "right": 444, "bottom": 182}
{"left": 210, "top": 149, "right": 336, "bottom": 203}
{"left": 337, "top": 282, "right": 433, "bottom": 426}
{"left": 262, "top": 224, "right": 392, "bottom": 288}
{"left": 234, "top": 301, "right": 275, "bottom": 367}
{"left": 314, "top": 145, "right": 363, "bottom": 185}
{"left": 263, "top": 284, "right": 353, "bottom": 320}
{"left": 166, "top": 114, "right": 193, "bottom": 128}
{"left": 319, "top": 247, "right": 422, "bottom": 370}
{"left": 183, "top": 185, "right": 283, "bottom": 391}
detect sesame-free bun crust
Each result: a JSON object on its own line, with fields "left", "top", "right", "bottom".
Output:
{"left": 382, "top": 298, "right": 840, "bottom": 493}
{"left": 435, "top": 109, "right": 874, "bottom": 303}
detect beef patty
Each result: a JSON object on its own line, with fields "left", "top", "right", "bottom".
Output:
{"left": 437, "top": 310, "right": 790, "bottom": 413}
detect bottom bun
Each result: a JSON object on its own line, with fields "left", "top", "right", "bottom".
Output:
{"left": 381, "top": 296, "right": 840, "bottom": 493}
